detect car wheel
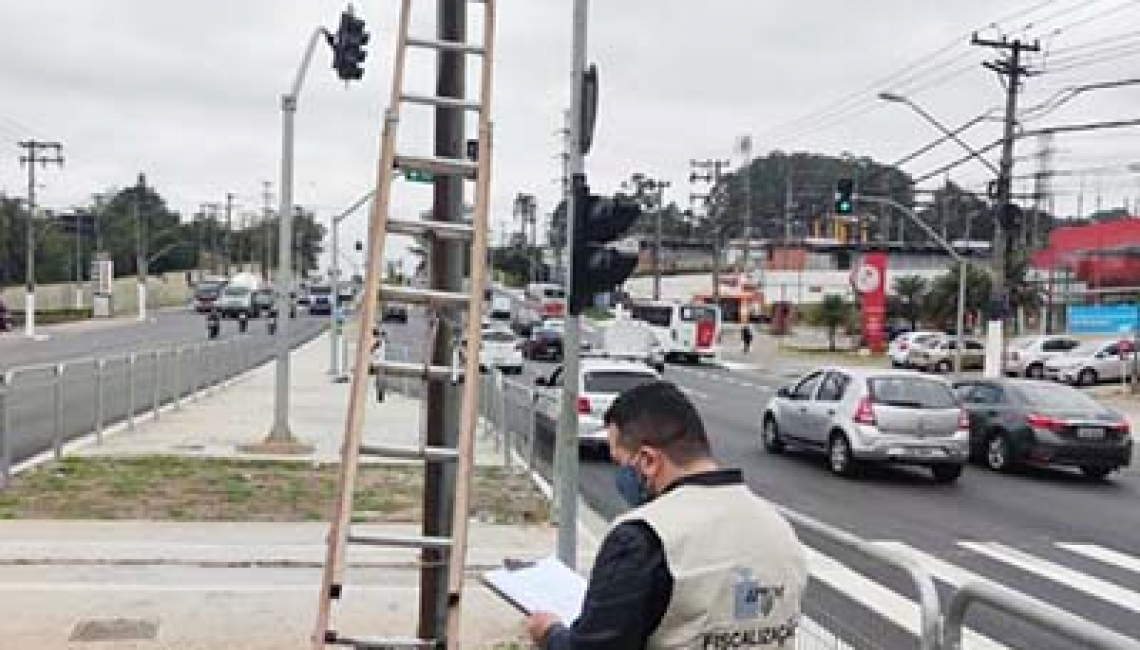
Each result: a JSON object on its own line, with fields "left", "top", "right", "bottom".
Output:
{"left": 1080, "top": 465, "right": 1113, "bottom": 480}
{"left": 936, "top": 359, "right": 953, "bottom": 373}
{"left": 827, "top": 433, "right": 858, "bottom": 478}
{"left": 985, "top": 433, "right": 1012, "bottom": 472}
{"left": 1078, "top": 368, "right": 1097, "bottom": 387}
{"left": 931, "top": 464, "right": 964, "bottom": 483}
{"left": 762, "top": 416, "right": 785, "bottom": 454}
{"left": 1025, "top": 363, "right": 1045, "bottom": 379}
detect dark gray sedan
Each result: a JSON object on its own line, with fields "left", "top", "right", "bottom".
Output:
{"left": 953, "top": 378, "right": 1133, "bottom": 480}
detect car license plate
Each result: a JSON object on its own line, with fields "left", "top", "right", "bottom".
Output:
{"left": 1077, "top": 428, "right": 1104, "bottom": 440}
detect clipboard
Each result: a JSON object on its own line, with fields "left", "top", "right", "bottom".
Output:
{"left": 481, "top": 555, "right": 586, "bottom": 623}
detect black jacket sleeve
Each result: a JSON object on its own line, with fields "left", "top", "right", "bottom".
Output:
{"left": 542, "top": 521, "right": 672, "bottom": 650}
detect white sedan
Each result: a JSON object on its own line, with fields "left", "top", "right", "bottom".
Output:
{"left": 469, "top": 327, "right": 524, "bottom": 375}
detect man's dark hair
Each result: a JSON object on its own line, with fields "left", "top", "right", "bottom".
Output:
{"left": 603, "top": 381, "right": 710, "bottom": 464}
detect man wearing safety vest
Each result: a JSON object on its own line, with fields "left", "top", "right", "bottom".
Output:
{"left": 527, "top": 381, "right": 808, "bottom": 649}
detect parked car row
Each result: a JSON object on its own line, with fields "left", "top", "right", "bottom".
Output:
{"left": 761, "top": 367, "right": 1132, "bottom": 483}
{"left": 888, "top": 330, "right": 986, "bottom": 373}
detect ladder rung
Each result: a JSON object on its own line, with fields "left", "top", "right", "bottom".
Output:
{"left": 359, "top": 443, "right": 459, "bottom": 462}
{"left": 388, "top": 218, "right": 474, "bottom": 241}
{"left": 402, "top": 93, "right": 481, "bottom": 112}
{"left": 372, "top": 361, "right": 460, "bottom": 382}
{"left": 347, "top": 532, "right": 453, "bottom": 550}
{"left": 406, "top": 36, "right": 484, "bottom": 56}
{"left": 382, "top": 286, "right": 469, "bottom": 308}
{"left": 395, "top": 154, "right": 477, "bottom": 179}
{"left": 324, "top": 631, "right": 436, "bottom": 649}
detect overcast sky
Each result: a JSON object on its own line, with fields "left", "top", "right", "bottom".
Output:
{"left": 2, "top": 0, "right": 1139, "bottom": 273}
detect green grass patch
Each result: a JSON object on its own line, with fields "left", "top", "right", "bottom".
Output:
{"left": 0, "top": 456, "right": 548, "bottom": 523}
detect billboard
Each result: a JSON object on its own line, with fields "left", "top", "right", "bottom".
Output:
{"left": 1067, "top": 304, "right": 1140, "bottom": 335}
{"left": 852, "top": 252, "right": 887, "bottom": 353}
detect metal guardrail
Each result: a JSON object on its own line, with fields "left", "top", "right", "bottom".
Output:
{"left": 0, "top": 335, "right": 280, "bottom": 488}
{"left": 945, "top": 580, "right": 1140, "bottom": 650}
{"left": 778, "top": 506, "right": 942, "bottom": 650}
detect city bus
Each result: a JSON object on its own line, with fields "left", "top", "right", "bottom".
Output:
{"left": 628, "top": 300, "right": 721, "bottom": 364}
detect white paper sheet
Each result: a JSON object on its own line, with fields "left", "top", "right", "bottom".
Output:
{"left": 482, "top": 555, "right": 587, "bottom": 623}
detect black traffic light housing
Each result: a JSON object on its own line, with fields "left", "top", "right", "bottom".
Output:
{"left": 568, "top": 176, "right": 642, "bottom": 316}
{"left": 332, "top": 8, "right": 369, "bottom": 81}
{"left": 835, "top": 178, "right": 854, "bottom": 215}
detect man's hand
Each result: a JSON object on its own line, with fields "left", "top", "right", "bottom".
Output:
{"left": 526, "top": 612, "right": 562, "bottom": 645}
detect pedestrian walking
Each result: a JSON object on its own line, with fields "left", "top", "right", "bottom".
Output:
{"left": 206, "top": 310, "right": 221, "bottom": 340}
{"left": 741, "top": 324, "right": 754, "bottom": 354}
{"left": 527, "top": 381, "right": 808, "bottom": 649}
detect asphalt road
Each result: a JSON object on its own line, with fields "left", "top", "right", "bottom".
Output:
{"left": 516, "top": 350, "right": 1140, "bottom": 649}
{"left": 2, "top": 311, "right": 326, "bottom": 466}
{"left": 364, "top": 315, "right": 1140, "bottom": 647}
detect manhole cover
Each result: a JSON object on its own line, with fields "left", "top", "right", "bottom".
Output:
{"left": 70, "top": 618, "right": 158, "bottom": 642}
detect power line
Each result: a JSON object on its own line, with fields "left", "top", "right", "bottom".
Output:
{"left": 766, "top": 0, "right": 1075, "bottom": 147}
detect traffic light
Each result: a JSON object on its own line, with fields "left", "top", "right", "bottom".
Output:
{"left": 835, "top": 178, "right": 854, "bottom": 215}
{"left": 332, "top": 8, "right": 369, "bottom": 81}
{"left": 568, "top": 178, "right": 642, "bottom": 315}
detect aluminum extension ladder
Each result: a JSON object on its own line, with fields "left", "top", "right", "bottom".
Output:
{"left": 311, "top": 0, "right": 497, "bottom": 647}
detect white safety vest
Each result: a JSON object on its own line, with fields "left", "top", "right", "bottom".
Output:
{"left": 615, "top": 481, "right": 808, "bottom": 650}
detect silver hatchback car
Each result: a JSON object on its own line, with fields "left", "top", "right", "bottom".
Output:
{"left": 761, "top": 367, "right": 970, "bottom": 482}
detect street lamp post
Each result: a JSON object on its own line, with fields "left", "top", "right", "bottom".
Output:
{"left": 878, "top": 92, "right": 1001, "bottom": 376}
{"left": 857, "top": 194, "right": 968, "bottom": 376}
{"left": 329, "top": 189, "right": 376, "bottom": 379}
{"left": 264, "top": 27, "right": 330, "bottom": 450}
{"left": 878, "top": 93, "right": 1001, "bottom": 177}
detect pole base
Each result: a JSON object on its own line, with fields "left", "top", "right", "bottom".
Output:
{"left": 238, "top": 440, "right": 314, "bottom": 456}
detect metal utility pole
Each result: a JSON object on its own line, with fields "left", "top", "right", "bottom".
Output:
{"left": 262, "top": 181, "right": 274, "bottom": 279}
{"left": 17, "top": 140, "right": 64, "bottom": 339}
{"left": 513, "top": 193, "right": 537, "bottom": 281}
{"left": 690, "top": 159, "right": 731, "bottom": 300}
{"left": 419, "top": 0, "right": 470, "bottom": 635}
{"left": 737, "top": 135, "right": 755, "bottom": 275}
{"left": 972, "top": 34, "right": 1039, "bottom": 376}
{"left": 784, "top": 160, "right": 795, "bottom": 243}
{"left": 224, "top": 192, "right": 235, "bottom": 276}
{"left": 133, "top": 173, "right": 149, "bottom": 322}
{"left": 558, "top": 109, "right": 572, "bottom": 278}
{"left": 553, "top": 0, "right": 589, "bottom": 570}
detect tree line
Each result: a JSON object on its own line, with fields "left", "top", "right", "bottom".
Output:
{"left": 0, "top": 176, "right": 326, "bottom": 288}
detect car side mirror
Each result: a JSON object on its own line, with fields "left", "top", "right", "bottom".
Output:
{"left": 534, "top": 377, "right": 547, "bottom": 387}
{"left": 776, "top": 386, "right": 791, "bottom": 399}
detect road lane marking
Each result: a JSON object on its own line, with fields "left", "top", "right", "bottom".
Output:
{"left": 1058, "top": 544, "right": 1140, "bottom": 576}
{"left": 806, "top": 548, "right": 1004, "bottom": 649}
{"left": 960, "top": 541, "right": 1140, "bottom": 613}
{"left": 874, "top": 541, "right": 993, "bottom": 588}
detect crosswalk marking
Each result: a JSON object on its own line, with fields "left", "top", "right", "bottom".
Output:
{"left": 806, "top": 548, "right": 1006, "bottom": 649}
{"left": 1058, "top": 544, "right": 1140, "bottom": 577}
{"left": 960, "top": 541, "right": 1140, "bottom": 614}
{"left": 680, "top": 387, "right": 710, "bottom": 400}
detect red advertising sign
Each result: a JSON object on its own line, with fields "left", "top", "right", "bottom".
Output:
{"left": 852, "top": 252, "right": 887, "bottom": 354}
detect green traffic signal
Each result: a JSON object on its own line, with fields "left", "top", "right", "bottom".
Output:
{"left": 835, "top": 178, "right": 854, "bottom": 215}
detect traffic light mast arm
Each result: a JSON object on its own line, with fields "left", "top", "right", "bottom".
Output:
{"left": 289, "top": 27, "right": 336, "bottom": 103}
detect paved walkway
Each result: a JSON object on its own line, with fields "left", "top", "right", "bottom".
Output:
{"left": 0, "top": 330, "right": 596, "bottom": 649}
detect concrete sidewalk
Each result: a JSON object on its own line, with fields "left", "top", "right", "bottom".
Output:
{"left": 0, "top": 330, "right": 595, "bottom": 649}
